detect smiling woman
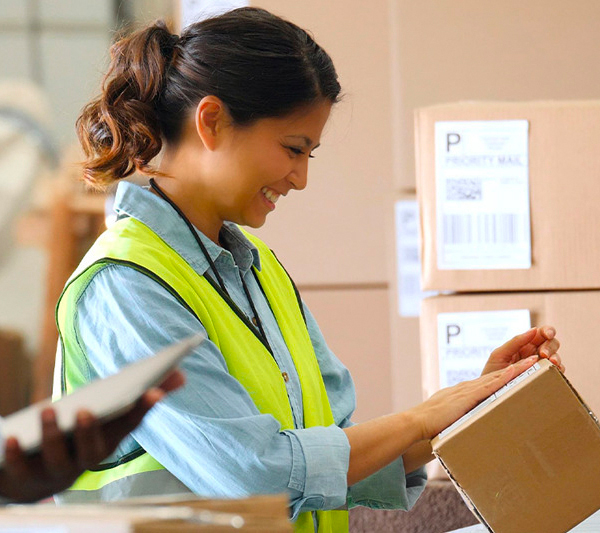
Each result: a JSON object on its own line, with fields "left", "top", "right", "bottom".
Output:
{"left": 52, "top": 6, "right": 561, "bottom": 533}
{"left": 152, "top": 96, "right": 331, "bottom": 241}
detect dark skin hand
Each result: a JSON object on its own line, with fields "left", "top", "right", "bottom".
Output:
{"left": 0, "top": 370, "right": 185, "bottom": 503}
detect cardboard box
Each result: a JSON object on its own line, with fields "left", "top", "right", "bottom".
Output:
{"left": 0, "top": 495, "right": 291, "bottom": 532}
{"left": 301, "top": 285, "right": 394, "bottom": 422}
{"left": 0, "top": 330, "right": 30, "bottom": 415}
{"left": 420, "top": 290, "right": 600, "bottom": 480}
{"left": 415, "top": 100, "right": 600, "bottom": 292}
{"left": 431, "top": 359, "right": 600, "bottom": 533}
{"left": 420, "top": 291, "right": 600, "bottom": 416}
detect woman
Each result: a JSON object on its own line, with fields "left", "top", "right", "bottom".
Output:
{"left": 54, "top": 7, "right": 562, "bottom": 532}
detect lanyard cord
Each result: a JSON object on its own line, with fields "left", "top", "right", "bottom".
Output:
{"left": 148, "top": 178, "right": 271, "bottom": 351}
{"left": 149, "top": 178, "right": 228, "bottom": 294}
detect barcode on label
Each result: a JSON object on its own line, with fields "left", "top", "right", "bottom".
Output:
{"left": 442, "top": 214, "right": 528, "bottom": 245}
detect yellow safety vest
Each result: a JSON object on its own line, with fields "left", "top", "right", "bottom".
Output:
{"left": 54, "top": 216, "right": 349, "bottom": 533}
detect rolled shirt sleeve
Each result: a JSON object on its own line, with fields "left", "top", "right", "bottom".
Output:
{"left": 303, "top": 302, "right": 427, "bottom": 510}
{"left": 284, "top": 426, "right": 349, "bottom": 518}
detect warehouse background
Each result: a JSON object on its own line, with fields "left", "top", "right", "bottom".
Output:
{"left": 1, "top": 0, "right": 600, "bottom": 421}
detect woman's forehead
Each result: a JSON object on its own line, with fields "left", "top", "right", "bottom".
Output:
{"left": 259, "top": 101, "right": 332, "bottom": 139}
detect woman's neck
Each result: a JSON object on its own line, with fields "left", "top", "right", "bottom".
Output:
{"left": 154, "top": 149, "right": 223, "bottom": 245}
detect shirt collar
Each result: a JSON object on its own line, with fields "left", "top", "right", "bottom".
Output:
{"left": 112, "top": 182, "right": 261, "bottom": 275}
{"left": 220, "top": 222, "right": 262, "bottom": 273}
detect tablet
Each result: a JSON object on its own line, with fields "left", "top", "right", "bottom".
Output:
{"left": 0, "top": 333, "right": 205, "bottom": 465}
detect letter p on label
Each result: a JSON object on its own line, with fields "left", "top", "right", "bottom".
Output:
{"left": 446, "top": 324, "right": 461, "bottom": 344}
{"left": 446, "top": 132, "right": 461, "bottom": 152}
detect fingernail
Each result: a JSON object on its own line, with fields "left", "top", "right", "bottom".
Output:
{"left": 527, "top": 355, "right": 539, "bottom": 362}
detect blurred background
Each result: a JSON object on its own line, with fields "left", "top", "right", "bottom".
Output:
{"left": 1, "top": 0, "right": 600, "bottom": 424}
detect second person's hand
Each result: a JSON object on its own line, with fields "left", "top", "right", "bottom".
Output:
{"left": 0, "top": 369, "right": 185, "bottom": 503}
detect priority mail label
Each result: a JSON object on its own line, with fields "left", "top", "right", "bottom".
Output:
{"left": 435, "top": 120, "right": 531, "bottom": 270}
{"left": 437, "top": 309, "right": 531, "bottom": 388}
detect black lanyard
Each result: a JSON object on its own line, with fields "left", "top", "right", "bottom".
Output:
{"left": 148, "top": 178, "right": 272, "bottom": 354}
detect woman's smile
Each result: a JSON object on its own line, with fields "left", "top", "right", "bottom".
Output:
{"left": 261, "top": 186, "right": 281, "bottom": 210}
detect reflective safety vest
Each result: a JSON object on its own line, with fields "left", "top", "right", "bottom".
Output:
{"left": 54, "top": 216, "right": 349, "bottom": 533}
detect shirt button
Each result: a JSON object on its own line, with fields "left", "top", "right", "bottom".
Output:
{"left": 251, "top": 316, "right": 258, "bottom": 326}
{"left": 282, "top": 372, "right": 289, "bottom": 382}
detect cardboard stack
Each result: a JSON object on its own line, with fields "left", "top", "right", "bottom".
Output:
{"left": 415, "top": 101, "right": 600, "bottom": 530}
{"left": 0, "top": 495, "right": 291, "bottom": 532}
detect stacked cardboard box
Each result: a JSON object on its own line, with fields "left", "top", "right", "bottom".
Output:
{"left": 415, "top": 100, "right": 600, "bottom": 292}
{"left": 415, "top": 101, "right": 600, "bottom": 528}
{"left": 0, "top": 494, "right": 291, "bottom": 532}
{"left": 420, "top": 290, "right": 600, "bottom": 415}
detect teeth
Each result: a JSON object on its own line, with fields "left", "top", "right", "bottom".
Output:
{"left": 261, "top": 186, "right": 280, "bottom": 204}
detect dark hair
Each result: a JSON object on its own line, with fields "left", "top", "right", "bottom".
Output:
{"left": 77, "top": 7, "right": 341, "bottom": 188}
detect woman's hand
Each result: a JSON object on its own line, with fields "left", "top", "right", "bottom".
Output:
{"left": 410, "top": 356, "right": 539, "bottom": 441}
{"left": 481, "top": 326, "right": 563, "bottom": 376}
{"left": 0, "top": 370, "right": 184, "bottom": 503}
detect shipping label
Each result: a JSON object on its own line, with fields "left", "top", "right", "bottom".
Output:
{"left": 437, "top": 309, "right": 531, "bottom": 388}
{"left": 435, "top": 120, "right": 531, "bottom": 270}
{"left": 394, "top": 200, "right": 436, "bottom": 317}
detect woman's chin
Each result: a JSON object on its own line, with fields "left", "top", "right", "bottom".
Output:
{"left": 240, "top": 215, "right": 268, "bottom": 229}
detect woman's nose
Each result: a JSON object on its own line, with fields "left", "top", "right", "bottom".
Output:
{"left": 287, "top": 161, "right": 308, "bottom": 191}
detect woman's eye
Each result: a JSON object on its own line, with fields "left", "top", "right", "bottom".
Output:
{"left": 286, "top": 146, "right": 315, "bottom": 158}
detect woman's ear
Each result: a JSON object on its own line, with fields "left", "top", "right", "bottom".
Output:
{"left": 194, "top": 96, "right": 229, "bottom": 151}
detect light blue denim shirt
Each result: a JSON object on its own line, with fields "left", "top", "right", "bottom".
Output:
{"left": 73, "top": 182, "right": 426, "bottom": 517}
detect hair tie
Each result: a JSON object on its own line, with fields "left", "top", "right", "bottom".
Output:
{"left": 162, "top": 32, "right": 180, "bottom": 65}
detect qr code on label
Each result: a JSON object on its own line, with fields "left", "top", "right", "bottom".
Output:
{"left": 446, "top": 178, "right": 482, "bottom": 201}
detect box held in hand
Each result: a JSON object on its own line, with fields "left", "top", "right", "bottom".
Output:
{"left": 431, "top": 359, "right": 600, "bottom": 533}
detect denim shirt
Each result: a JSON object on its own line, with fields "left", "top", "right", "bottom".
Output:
{"left": 73, "top": 182, "right": 426, "bottom": 517}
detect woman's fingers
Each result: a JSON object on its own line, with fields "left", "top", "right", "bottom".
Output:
{"left": 516, "top": 327, "right": 559, "bottom": 359}
{"left": 478, "top": 355, "right": 538, "bottom": 394}
{"left": 523, "top": 326, "right": 556, "bottom": 351}
{"left": 538, "top": 338, "right": 560, "bottom": 358}
{"left": 494, "top": 328, "right": 537, "bottom": 358}
{"left": 549, "top": 353, "right": 565, "bottom": 372}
